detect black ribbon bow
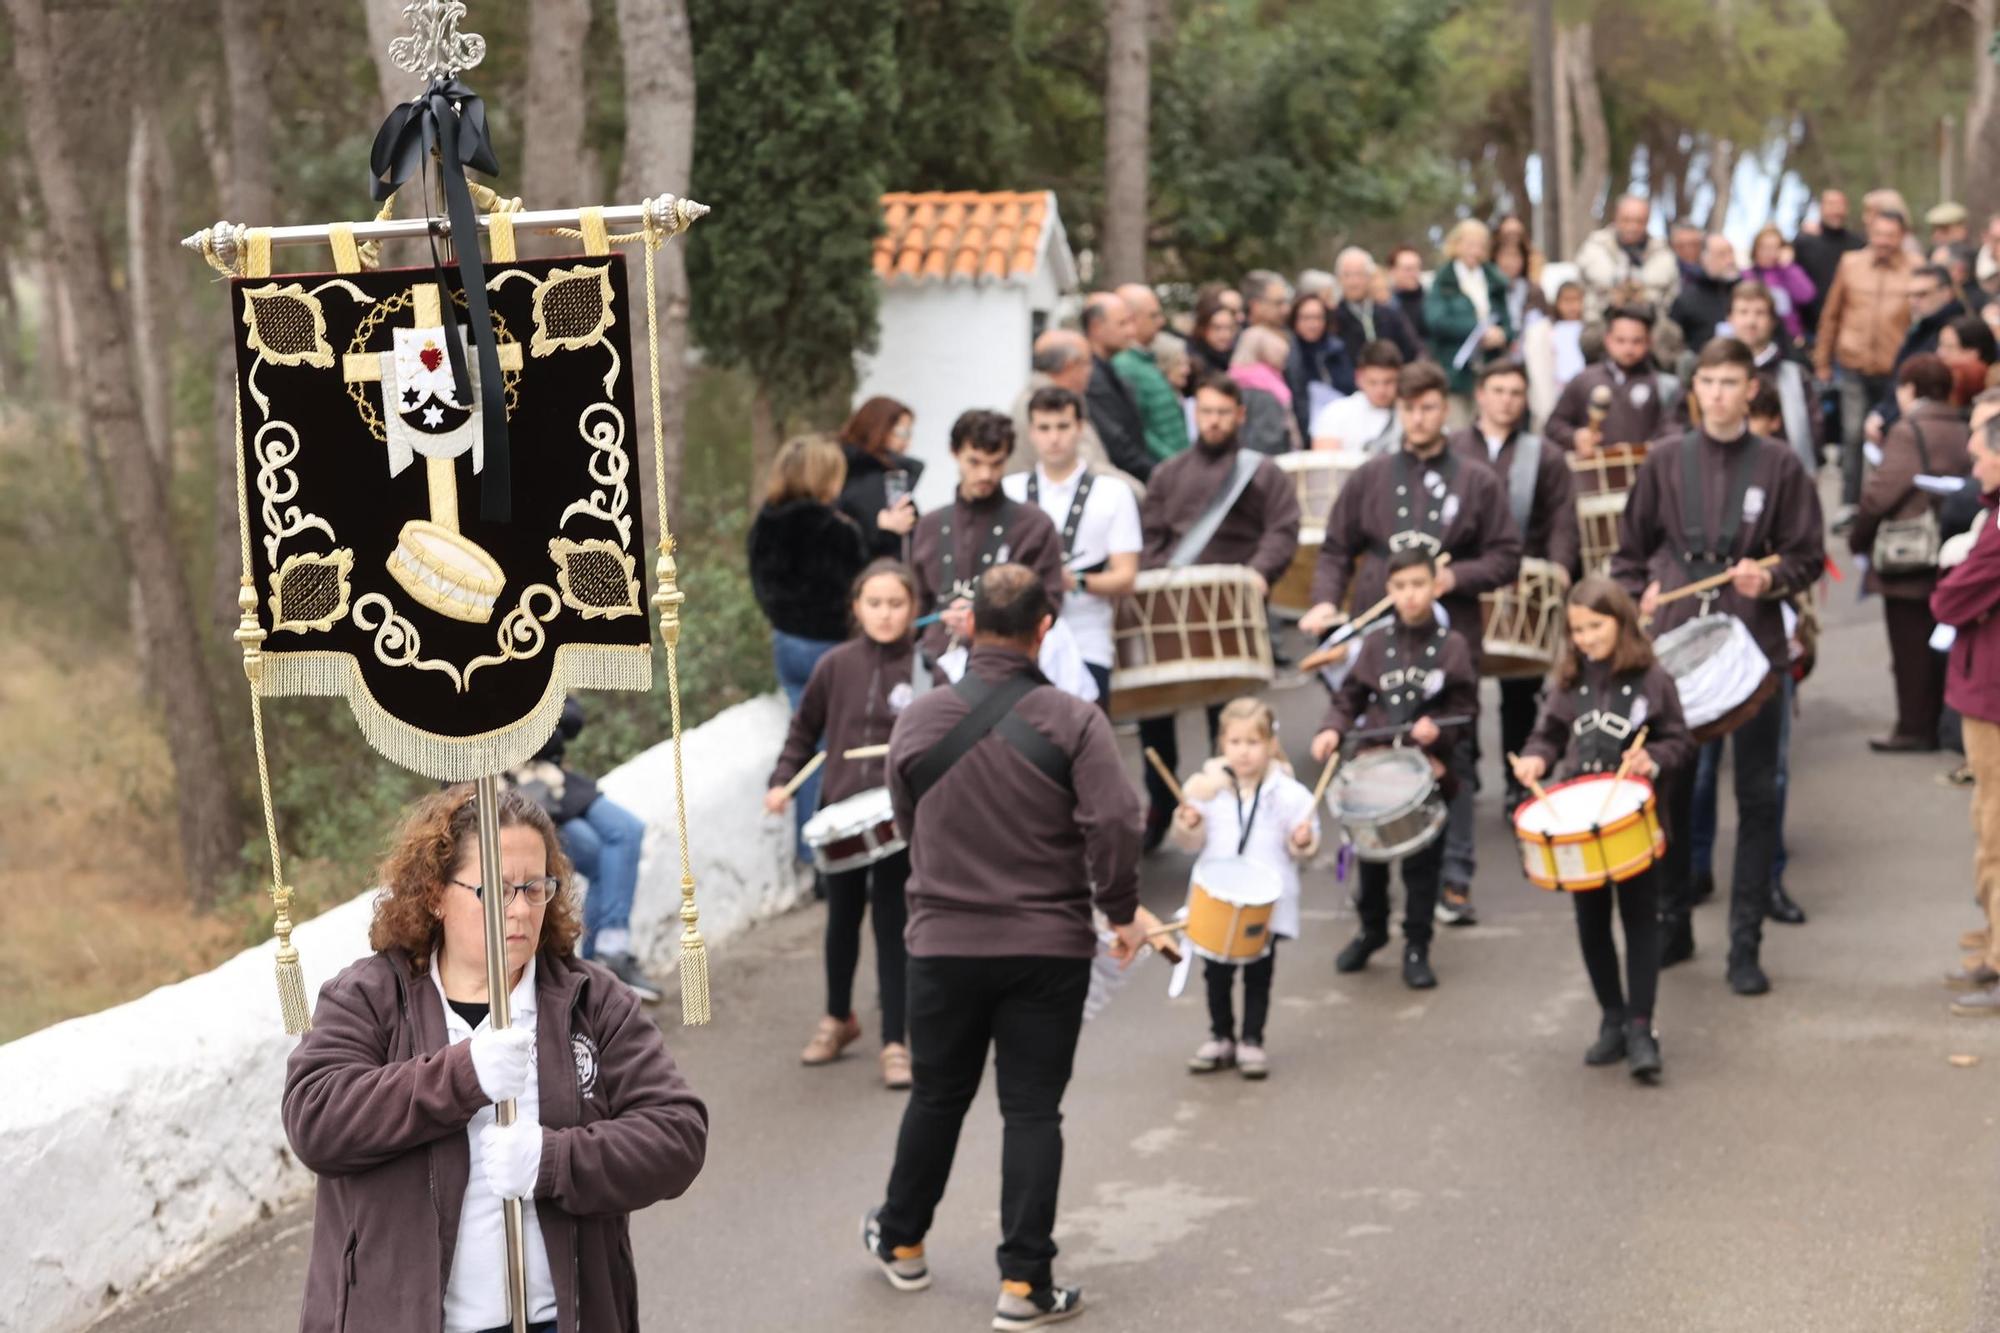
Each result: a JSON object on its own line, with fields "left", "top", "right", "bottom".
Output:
{"left": 369, "top": 77, "right": 513, "bottom": 523}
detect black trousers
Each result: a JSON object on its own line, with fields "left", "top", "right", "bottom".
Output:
{"left": 1572, "top": 866, "right": 1661, "bottom": 1021}
{"left": 1203, "top": 941, "right": 1278, "bottom": 1044}
{"left": 824, "top": 848, "right": 911, "bottom": 1045}
{"left": 1883, "top": 594, "right": 1946, "bottom": 745}
{"left": 876, "top": 955, "right": 1091, "bottom": 1287}
{"left": 1138, "top": 705, "right": 1225, "bottom": 815}
{"left": 1662, "top": 686, "right": 1784, "bottom": 948}
{"left": 1356, "top": 836, "right": 1445, "bottom": 947}
{"left": 1498, "top": 677, "right": 1542, "bottom": 793}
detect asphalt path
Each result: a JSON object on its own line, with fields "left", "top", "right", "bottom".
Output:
{"left": 96, "top": 554, "right": 2000, "bottom": 1333}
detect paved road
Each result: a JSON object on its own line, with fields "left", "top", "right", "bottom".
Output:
{"left": 97, "top": 569, "right": 2000, "bottom": 1333}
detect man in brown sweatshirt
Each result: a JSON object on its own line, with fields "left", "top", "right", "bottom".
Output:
{"left": 1543, "top": 304, "right": 1678, "bottom": 455}
{"left": 1134, "top": 375, "right": 1301, "bottom": 838}
{"left": 865, "top": 564, "right": 1149, "bottom": 1331}
{"left": 1611, "top": 336, "right": 1825, "bottom": 997}
{"left": 911, "top": 410, "right": 1067, "bottom": 659}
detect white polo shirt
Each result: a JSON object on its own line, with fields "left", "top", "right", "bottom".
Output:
{"left": 1310, "top": 394, "right": 1400, "bottom": 455}
{"left": 1004, "top": 462, "right": 1142, "bottom": 669}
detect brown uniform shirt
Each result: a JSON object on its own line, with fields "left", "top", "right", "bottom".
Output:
{"left": 1449, "top": 426, "right": 1581, "bottom": 577}
{"left": 1521, "top": 659, "right": 1694, "bottom": 783}
{"left": 1543, "top": 360, "right": 1676, "bottom": 452}
{"left": 1138, "top": 437, "right": 1301, "bottom": 583}
{"left": 1609, "top": 428, "right": 1826, "bottom": 669}
{"left": 1316, "top": 616, "right": 1480, "bottom": 794}
{"left": 911, "top": 489, "right": 1066, "bottom": 655}
{"left": 887, "top": 645, "right": 1142, "bottom": 958}
{"left": 769, "top": 634, "right": 948, "bottom": 807}
{"left": 1311, "top": 444, "right": 1522, "bottom": 645}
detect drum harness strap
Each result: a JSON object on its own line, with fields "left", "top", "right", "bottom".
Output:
{"left": 1502, "top": 432, "right": 1542, "bottom": 540}
{"left": 1676, "top": 429, "right": 1761, "bottom": 613}
{"left": 1027, "top": 467, "right": 1097, "bottom": 559}
{"left": 936, "top": 498, "right": 1023, "bottom": 603}
{"left": 1377, "top": 620, "right": 1447, "bottom": 731}
{"left": 1571, "top": 671, "right": 1644, "bottom": 776}
{"left": 1169, "top": 447, "right": 1263, "bottom": 567}
{"left": 908, "top": 669, "right": 1073, "bottom": 804}
{"left": 1378, "top": 448, "right": 1460, "bottom": 561}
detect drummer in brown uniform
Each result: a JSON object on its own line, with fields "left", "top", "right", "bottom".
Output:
{"left": 1135, "top": 375, "right": 1302, "bottom": 846}
{"left": 1450, "top": 360, "right": 1581, "bottom": 817}
{"left": 1300, "top": 359, "right": 1521, "bottom": 924}
{"left": 863, "top": 563, "right": 1152, "bottom": 1331}
{"left": 1610, "top": 336, "right": 1825, "bottom": 997}
{"left": 1544, "top": 304, "right": 1678, "bottom": 456}
{"left": 911, "top": 409, "right": 1068, "bottom": 661}
{"left": 1309, "top": 547, "right": 1480, "bottom": 988}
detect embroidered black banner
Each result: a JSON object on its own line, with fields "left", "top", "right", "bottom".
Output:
{"left": 232, "top": 256, "right": 651, "bottom": 780}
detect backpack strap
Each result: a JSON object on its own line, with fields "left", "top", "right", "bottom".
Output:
{"left": 907, "top": 671, "right": 1069, "bottom": 803}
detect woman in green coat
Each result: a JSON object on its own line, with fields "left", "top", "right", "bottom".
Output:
{"left": 1424, "top": 218, "right": 1514, "bottom": 400}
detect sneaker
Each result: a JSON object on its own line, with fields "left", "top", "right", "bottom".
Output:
{"left": 1953, "top": 985, "right": 2000, "bottom": 1016}
{"left": 1335, "top": 930, "right": 1389, "bottom": 973}
{"left": 802, "top": 1013, "right": 862, "bottom": 1065}
{"left": 993, "top": 1280, "right": 1084, "bottom": 1330}
{"left": 596, "top": 951, "right": 664, "bottom": 1003}
{"left": 1236, "top": 1043, "right": 1269, "bottom": 1080}
{"left": 860, "top": 1208, "right": 931, "bottom": 1292}
{"left": 1436, "top": 884, "right": 1478, "bottom": 927}
{"left": 880, "top": 1042, "right": 912, "bottom": 1090}
{"left": 1940, "top": 764, "right": 1976, "bottom": 789}
{"left": 1726, "top": 946, "right": 1770, "bottom": 996}
{"left": 1401, "top": 945, "right": 1437, "bottom": 990}
{"left": 1946, "top": 963, "right": 2000, "bottom": 992}
{"left": 1583, "top": 1013, "right": 1628, "bottom": 1066}
{"left": 1187, "top": 1037, "right": 1236, "bottom": 1073}
{"left": 1625, "top": 1019, "right": 1663, "bottom": 1083}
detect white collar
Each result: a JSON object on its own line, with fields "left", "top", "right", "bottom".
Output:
{"left": 431, "top": 948, "right": 539, "bottom": 1031}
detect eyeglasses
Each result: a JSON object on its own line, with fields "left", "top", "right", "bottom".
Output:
{"left": 450, "top": 876, "right": 561, "bottom": 907}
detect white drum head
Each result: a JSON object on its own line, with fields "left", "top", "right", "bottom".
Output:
{"left": 1331, "top": 748, "right": 1435, "bottom": 821}
{"left": 803, "top": 786, "right": 894, "bottom": 841}
{"left": 1656, "top": 614, "right": 1767, "bottom": 729}
{"left": 1515, "top": 776, "right": 1650, "bottom": 836}
{"left": 1190, "top": 856, "right": 1282, "bottom": 907}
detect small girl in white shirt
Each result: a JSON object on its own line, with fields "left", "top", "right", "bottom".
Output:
{"left": 1170, "top": 698, "right": 1320, "bottom": 1079}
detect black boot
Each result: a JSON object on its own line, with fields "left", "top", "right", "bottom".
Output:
{"left": 1335, "top": 929, "right": 1389, "bottom": 974}
{"left": 1401, "top": 943, "right": 1437, "bottom": 989}
{"left": 1689, "top": 871, "right": 1715, "bottom": 905}
{"left": 1625, "top": 1019, "right": 1663, "bottom": 1082}
{"left": 1659, "top": 912, "right": 1695, "bottom": 968}
{"left": 1767, "top": 881, "right": 1808, "bottom": 925}
{"left": 1584, "top": 1011, "right": 1628, "bottom": 1066}
{"left": 1727, "top": 938, "right": 1770, "bottom": 996}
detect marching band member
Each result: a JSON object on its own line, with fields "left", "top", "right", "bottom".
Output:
{"left": 1002, "top": 385, "right": 1143, "bottom": 705}
{"left": 1611, "top": 336, "right": 1826, "bottom": 996}
{"left": 1136, "top": 375, "right": 1302, "bottom": 845}
{"left": 1512, "top": 577, "right": 1694, "bottom": 1082}
{"left": 1170, "top": 697, "right": 1321, "bottom": 1079}
{"left": 1543, "top": 303, "right": 1678, "bottom": 456}
{"left": 283, "top": 786, "right": 707, "bottom": 1333}
{"left": 765, "top": 560, "right": 946, "bottom": 1088}
{"left": 1302, "top": 359, "right": 1521, "bottom": 925}
{"left": 864, "top": 565, "right": 1152, "bottom": 1332}
{"left": 1310, "top": 548, "right": 1480, "bottom": 988}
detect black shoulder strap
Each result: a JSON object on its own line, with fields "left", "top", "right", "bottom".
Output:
{"left": 1679, "top": 430, "right": 1759, "bottom": 576}
{"left": 908, "top": 671, "right": 1069, "bottom": 803}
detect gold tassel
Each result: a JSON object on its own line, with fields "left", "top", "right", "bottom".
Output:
{"left": 238, "top": 573, "right": 310, "bottom": 1034}
{"left": 676, "top": 873, "right": 710, "bottom": 1025}
{"left": 273, "top": 884, "right": 312, "bottom": 1036}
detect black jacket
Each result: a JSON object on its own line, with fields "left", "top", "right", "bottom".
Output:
{"left": 1669, "top": 271, "right": 1736, "bottom": 354}
{"left": 1087, "top": 355, "right": 1156, "bottom": 480}
{"left": 747, "top": 499, "right": 870, "bottom": 641}
{"left": 835, "top": 445, "right": 925, "bottom": 561}
{"left": 1874, "top": 299, "right": 1965, "bottom": 429}
{"left": 1286, "top": 333, "right": 1353, "bottom": 436}
{"left": 1392, "top": 287, "right": 1431, "bottom": 346}
{"left": 1794, "top": 225, "right": 1865, "bottom": 335}
{"left": 1332, "top": 298, "right": 1422, "bottom": 370}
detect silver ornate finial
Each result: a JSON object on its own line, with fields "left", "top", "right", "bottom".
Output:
{"left": 388, "top": 0, "right": 486, "bottom": 83}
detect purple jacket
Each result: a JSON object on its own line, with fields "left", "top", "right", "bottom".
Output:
{"left": 283, "top": 948, "right": 708, "bottom": 1333}
{"left": 1746, "top": 262, "right": 1817, "bottom": 342}
{"left": 1934, "top": 491, "right": 2000, "bottom": 725}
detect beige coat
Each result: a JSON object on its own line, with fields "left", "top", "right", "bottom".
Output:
{"left": 1813, "top": 247, "right": 1915, "bottom": 379}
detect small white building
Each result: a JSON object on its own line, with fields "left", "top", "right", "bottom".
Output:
{"left": 854, "top": 190, "right": 1079, "bottom": 511}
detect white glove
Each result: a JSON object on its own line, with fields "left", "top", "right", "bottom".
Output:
{"left": 479, "top": 1120, "right": 544, "bottom": 1201}
{"left": 468, "top": 1026, "right": 534, "bottom": 1104}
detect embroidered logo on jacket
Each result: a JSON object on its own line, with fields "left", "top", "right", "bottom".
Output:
{"left": 888, "top": 682, "right": 915, "bottom": 713}
{"left": 572, "top": 1033, "right": 600, "bottom": 1100}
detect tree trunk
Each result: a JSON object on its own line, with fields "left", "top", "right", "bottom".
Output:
{"left": 7, "top": 0, "right": 244, "bottom": 902}
{"left": 748, "top": 383, "right": 780, "bottom": 507}
{"left": 1965, "top": 0, "right": 2000, "bottom": 223}
{"left": 127, "top": 104, "right": 170, "bottom": 466}
{"left": 1565, "top": 23, "right": 1609, "bottom": 247}
{"left": 1553, "top": 24, "right": 1576, "bottom": 255}
{"left": 360, "top": 0, "right": 418, "bottom": 115}
{"left": 1101, "top": 0, "right": 1151, "bottom": 285}
{"left": 1706, "top": 137, "right": 1736, "bottom": 233}
{"left": 1529, "top": 0, "right": 1561, "bottom": 259}
{"left": 522, "top": 0, "right": 595, "bottom": 213}
{"left": 615, "top": 0, "right": 696, "bottom": 548}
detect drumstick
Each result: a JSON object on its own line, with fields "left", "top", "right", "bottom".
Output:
{"left": 1297, "top": 554, "right": 1452, "bottom": 673}
{"left": 776, "top": 751, "right": 825, "bottom": 801}
{"left": 843, "top": 744, "right": 890, "bottom": 761}
{"left": 1592, "top": 726, "right": 1650, "bottom": 824}
{"left": 1651, "top": 554, "right": 1782, "bottom": 610}
{"left": 1309, "top": 748, "right": 1343, "bottom": 805}
{"left": 1142, "top": 747, "right": 1189, "bottom": 806}
{"left": 1506, "top": 752, "right": 1549, "bottom": 805}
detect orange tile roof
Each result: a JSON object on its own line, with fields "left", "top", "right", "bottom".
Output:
{"left": 874, "top": 190, "right": 1052, "bottom": 284}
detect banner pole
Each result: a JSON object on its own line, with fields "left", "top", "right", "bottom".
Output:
{"left": 474, "top": 773, "right": 530, "bottom": 1333}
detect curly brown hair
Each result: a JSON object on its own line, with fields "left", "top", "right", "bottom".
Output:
{"left": 367, "top": 785, "right": 581, "bottom": 973}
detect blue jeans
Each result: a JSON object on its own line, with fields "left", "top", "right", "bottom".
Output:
{"left": 1691, "top": 673, "right": 1793, "bottom": 881}
{"left": 773, "top": 629, "right": 842, "bottom": 862}
{"left": 561, "top": 796, "right": 647, "bottom": 959}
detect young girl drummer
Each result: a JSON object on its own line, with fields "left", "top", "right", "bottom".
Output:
{"left": 1170, "top": 698, "right": 1320, "bottom": 1079}
{"left": 1511, "top": 576, "right": 1693, "bottom": 1082}
{"left": 766, "top": 559, "right": 946, "bottom": 1089}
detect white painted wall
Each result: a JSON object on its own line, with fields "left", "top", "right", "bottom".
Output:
{"left": 0, "top": 693, "right": 803, "bottom": 1333}
{"left": 854, "top": 284, "right": 1036, "bottom": 513}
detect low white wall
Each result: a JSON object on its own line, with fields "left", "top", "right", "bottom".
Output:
{"left": 0, "top": 693, "right": 800, "bottom": 1333}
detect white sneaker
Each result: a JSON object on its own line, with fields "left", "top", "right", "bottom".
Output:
{"left": 1186, "top": 1037, "right": 1235, "bottom": 1073}
{"left": 1236, "top": 1043, "right": 1269, "bottom": 1079}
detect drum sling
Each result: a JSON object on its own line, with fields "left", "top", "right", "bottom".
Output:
{"left": 908, "top": 671, "right": 1072, "bottom": 803}
{"left": 935, "top": 498, "right": 1023, "bottom": 602}
{"left": 1676, "top": 430, "right": 1760, "bottom": 585}
{"left": 1376, "top": 449, "right": 1461, "bottom": 559}
{"left": 1169, "top": 448, "right": 1262, "bottom": 567}
{"left": 1568, "top": 674, "right": 1644, "bottom": 775}
{"left": 1503, "top": 433, "right": 1542, "bottom": 540}
{"left": 1027, "top": 468, "right": 1097, "bottom": 559}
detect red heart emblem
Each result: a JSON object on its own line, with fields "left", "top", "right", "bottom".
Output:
{"left": 419, "top": 345, "right": 443, "bottom": 372}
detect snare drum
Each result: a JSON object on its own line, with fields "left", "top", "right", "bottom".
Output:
{"left": 1270, "top": 451, "right": 1364, "bottom": 614}
{"left": 1327, "top": 747, "right": 1445, "bottom": 861}
{"left": 1183, "top": 857, "right": 1282, "bottom": 962}
{"left": 1513, "top": 775, "right": 1665, "bottom": 891}
{"left": 1654, "top": 613, "right": 1776, "bottom": 742}
{"left": 1109, "top": 565, "right": 1274, "bottom": 721}
{"left": 1479, "top": 557, "right": 1568, "bottom": 678}
{"left": 800, "top": 788, "right": 904, "bottom": 874}
{"left": 1569, "top": 445, "right": 1648, "bottom": 577}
